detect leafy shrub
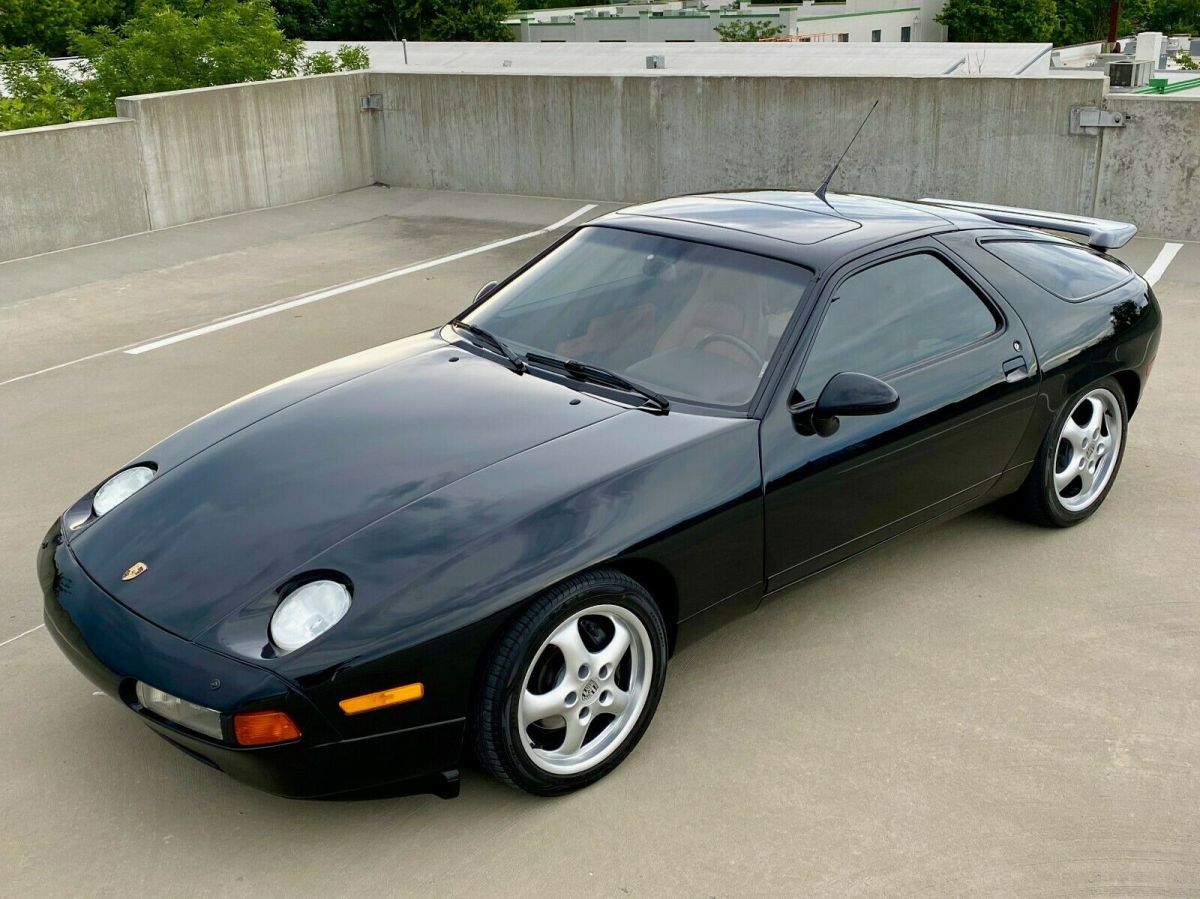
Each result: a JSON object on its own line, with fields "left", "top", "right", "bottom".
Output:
{"left": 714, "top": 20, "right": 785, "bottom": 42}
{"left": 1, "top": 0, "right": 370, "bottom": 131}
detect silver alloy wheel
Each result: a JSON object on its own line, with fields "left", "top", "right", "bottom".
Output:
{"left": 517, "top": 604, "right": 652, "bottom": 775}
{"left": 1053, "top": 387, "right": 1123, "bottom": 513}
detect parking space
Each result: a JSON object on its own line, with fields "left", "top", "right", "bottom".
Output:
{"left": 1, "top": 188, "right": 1197, "bottom": 896}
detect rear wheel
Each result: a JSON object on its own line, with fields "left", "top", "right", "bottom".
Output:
{"left": 1014, "top": 377, "right": 1128, "bottom": 527}
{"left": 474, "top": 570, "right": 668, "bottom": 795}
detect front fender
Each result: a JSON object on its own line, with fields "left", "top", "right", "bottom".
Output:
{"left": 243, "top": 410, "right": 763, "bottom": 727}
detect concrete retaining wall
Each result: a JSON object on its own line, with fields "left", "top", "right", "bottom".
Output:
{"left": 0, "top": 118, "right": 149, "bottom": 261}
{"left": 116, "top": 72, "right": 375, "bottom": 229}
{"left": 372, "top": 72, "right": 1109, "bottom": 219}
{"left": 1094, "top": 95, "right": 1200, "bottom": 241}
{"left": 2, "top": 69, "right": 1197, "bottom": 264}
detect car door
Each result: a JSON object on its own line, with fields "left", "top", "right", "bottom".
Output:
{"left": 760, "top": 239, "right": 1039, "bottom": 592}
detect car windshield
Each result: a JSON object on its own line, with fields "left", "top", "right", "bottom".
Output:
{"left": 463, "top": 227, "right": 812, "bottom": 407}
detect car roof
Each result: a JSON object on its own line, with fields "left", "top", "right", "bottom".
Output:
{"left": 590, "top": 191, "right": 993, "bottom": 272}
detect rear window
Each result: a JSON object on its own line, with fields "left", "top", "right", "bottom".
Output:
{"left": 983, "top": 240, "right": 1134, "bottom": 301}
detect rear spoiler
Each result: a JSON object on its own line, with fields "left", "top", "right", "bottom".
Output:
{"left": 919, "top": 198, "right": 1137, "bottom": 251}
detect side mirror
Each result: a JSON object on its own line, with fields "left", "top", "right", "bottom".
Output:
{"left": 794, "top": 372, "right": 899, "bottom": 437}
{"left": 475, "top": 280, "right": 500, "bottom": 303}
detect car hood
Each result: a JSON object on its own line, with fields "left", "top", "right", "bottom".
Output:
{"left": 69, "top": 333, "right": 623, "bottom": 640}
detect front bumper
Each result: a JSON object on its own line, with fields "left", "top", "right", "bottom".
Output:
{"left": 39, "top": 522, "right": 464, "bottom": 799}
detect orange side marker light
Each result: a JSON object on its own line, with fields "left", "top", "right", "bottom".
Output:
{"left": 339, "top": 682, "right": 425, "bottom": 716}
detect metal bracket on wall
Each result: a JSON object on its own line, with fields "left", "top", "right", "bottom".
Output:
{"left": 360, "top": 94, "right": 383, "bottom": 112}
{"left": 1071, "top": 107, "right": 1129, "bottom": 136}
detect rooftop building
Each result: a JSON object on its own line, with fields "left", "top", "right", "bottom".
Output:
{"left": 308, "top": 38, "right": 1056, "bottom": 76}
{"left": 505, "top": 0, "right": 948, "bottom": 44}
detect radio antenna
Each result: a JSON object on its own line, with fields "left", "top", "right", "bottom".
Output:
{"left": 814, "top": 100, "right": 880, "bottom": 207}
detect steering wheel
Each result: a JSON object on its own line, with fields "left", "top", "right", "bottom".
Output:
{"left": 695, "top": 333, "right": 766, "bottom": 370}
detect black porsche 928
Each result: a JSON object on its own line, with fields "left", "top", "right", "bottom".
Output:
{"left": 39, "top": 192, "right": 1161, "bottom": 799}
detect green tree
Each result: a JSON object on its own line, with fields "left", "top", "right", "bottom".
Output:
{"left": 325, "top": 0, "right": 515, "bottom": 40}
{"left": 0, "top": 0, "right": 84, "bottom": 56}
{"left": 0, "top": 0, "right": 138, "bottom": 55}
{"left": 271, "top": 0, "right": 333, "bottom": 38}
{"left": 714, "top": 19, "right": 784, "bottom": 41}
{"left": 1055, "top": 0, "right": 1155, "bottom": 44}
{"left": 301, "top": 42, "right": 369, "bottom": 72}
{"left": 0, "top": 46, "right": 96, "bottom": 129}
{"left": 79, "top": 0, "right": 139, "bottom": 29}
{"left": 506, "top": 0, "right": 583, "bottom": 8}
{"left": 2, "top": 1, "right": 370, "bottom": 131}
{"left": 1146, "top": 0, "right": 1200, "bottom": 32}
{"left": 935, "top": 0, "right": 1059, "bottom": 42}
{"left": 72, "top": 0, "right": 305, "bottom": 104}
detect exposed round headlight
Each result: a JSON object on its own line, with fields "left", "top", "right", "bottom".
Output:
{"left": 93, "top": 466, "right": 155, "bottom": 517}
{"left": 270, "top": 580, "right": 351, "bottom": 654}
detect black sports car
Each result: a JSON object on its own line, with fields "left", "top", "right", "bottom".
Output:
{"left": 39, "top": 192, "right": 1161, "bottom": 798}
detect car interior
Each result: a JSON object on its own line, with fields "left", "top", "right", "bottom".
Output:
{"left": 474, "top": 228, "right": 811, "bottom": 407}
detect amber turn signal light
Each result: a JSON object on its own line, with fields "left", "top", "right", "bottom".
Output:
{"left": 339, "top": 682, "right": 424, "bottom": 716}
{"left": 233, "top": 710, "right": 302, "bottom": 746}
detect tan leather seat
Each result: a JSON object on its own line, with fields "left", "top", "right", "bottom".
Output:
{"left": 654, "top": 267, "right": 769, "bottom": 365}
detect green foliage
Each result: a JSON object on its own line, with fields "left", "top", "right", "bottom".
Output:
{"left": 271, "top": 0, "right": 333, "bottom": 38}
{"left": 1055, "top": 0, "right": 1155, "bottom": 44}
{"left": 301, "top": 42, "right": 369, "bottom": 73}
{"left": 1180, "top": 51, "right": 1200, "bottom": 69}
{"left": 324, "top": 0, "right": 515, "bottom": 40}
{"left": 333, "top": 42, "right": 369, "bottom": 67}
{"left": 0, "top": 46, "right": 99, "bottom": 129}
{"left": 935, "top": 0, "right": 1058, "bottom": 43}
{"left": 937, "top": 0, "right": 1198, "bottom": 44}
{"left": 714, "top": 19, "right": 784, "bottom": 42}
{"left": 0, "top": 0, "right": 84, "bottom": 56}
{"left": 1146, "top": 0, "right": 1200, "bottom": 33}
{"left": 79, "top": 0, "right": 139, "bottom": 30}
{"left": 1, "top": 1, "right": 370, "bottom": 132}
{"left": 0, "top": 0, "right": 136, "bottom": 54}
{"left": 507, "top": 0, "right": 582, "bottom": 9}
{"left": 72, "top": 0, "right": 305, "bottom": 103}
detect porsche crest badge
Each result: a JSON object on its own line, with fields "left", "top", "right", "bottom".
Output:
{"left": 121, "top": 562, "right": 148, "bottom": 581}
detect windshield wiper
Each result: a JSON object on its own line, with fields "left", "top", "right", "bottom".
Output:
{"left": 449, "top": 319, "right": 527, "bottom": 373}
{"left": 525, "top": 352, "right": 669, "bottom": 413}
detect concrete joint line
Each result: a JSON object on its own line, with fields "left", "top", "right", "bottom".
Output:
{"left": 0, "top": 204, "right": 596, "bottom": 388}
{"left": 123, "top": 203, "right": 597, "bottom": 355}
{"left": 0, "top": 624, "right": 44, "bottom": 650}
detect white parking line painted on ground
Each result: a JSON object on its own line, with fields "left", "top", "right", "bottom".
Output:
{"left": 0, "top": 623, "right": 43, "bottom": 650}
{"left": 1, "top": 344, "right": 146, "bottom": 389}
{"left": 0, "top": 204, "right": 598, "bottom": 389}
{"left": 1145, "top": 242, "right": 1183, "bottom": 287}
{"left": 124, "top": 204, "right": 598, "bottom": 356}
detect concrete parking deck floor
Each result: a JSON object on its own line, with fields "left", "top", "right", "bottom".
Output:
{"left": 1, "top": 187, "right": 1197, "bottom": 897}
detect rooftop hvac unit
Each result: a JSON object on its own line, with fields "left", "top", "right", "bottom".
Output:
{"left": 1108, "top": 59, "right": 1152, "bottom": 88}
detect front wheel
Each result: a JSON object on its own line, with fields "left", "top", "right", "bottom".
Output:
{"left": 1013, "top": 377, "right": 1128, "bottom": 527}
{"left": 474, "top": 570, "right": 668, "bottom": 796}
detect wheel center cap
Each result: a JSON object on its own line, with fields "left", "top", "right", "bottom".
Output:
{"left": 581, "top": 679, "right": 599, "bottom": 701}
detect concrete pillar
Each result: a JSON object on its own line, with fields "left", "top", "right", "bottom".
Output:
{"left": 1135, "top": 32, "right": 1163, "bottom": 63}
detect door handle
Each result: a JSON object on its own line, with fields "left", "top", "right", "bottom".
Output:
{"left": 1003, "top": 355, "right": 1029, "bottom": 383}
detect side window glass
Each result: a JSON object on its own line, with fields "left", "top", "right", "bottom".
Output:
{"left": 983, "top": 240, "right": 1133, "bottom": 301}
{"left": 797, "top": 253, "right": 997, "bottom": 401}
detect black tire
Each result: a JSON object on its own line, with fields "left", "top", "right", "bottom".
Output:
{"left": 473, "top": 570, "right": 668, "bottom": 796}
{"left": 1012, "top": 376, "right": 1129, "bottom": 528}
